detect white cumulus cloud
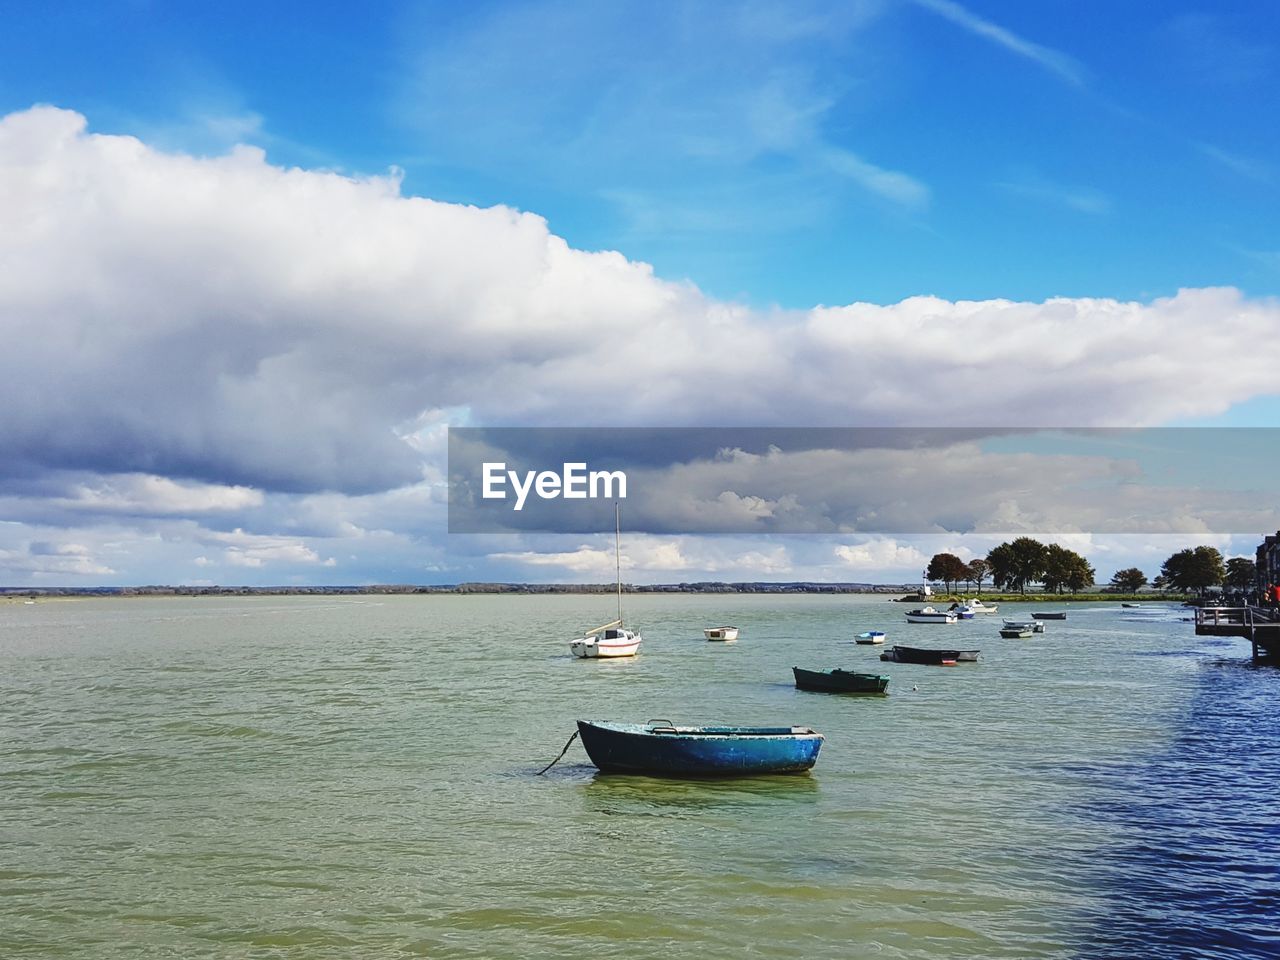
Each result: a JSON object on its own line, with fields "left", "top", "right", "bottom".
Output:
{"left": 3, "top": 106, "right": 1280, "bottom": 584}
{"left": 4, "top": 106, "right": 1280, "bottom": 506}
{"left": 835, "top": 539, "right": 931, "bottom": 570}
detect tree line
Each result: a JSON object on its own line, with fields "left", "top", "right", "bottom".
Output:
{"left": 926, "top": 540, "right": 1256, "bottom": 596}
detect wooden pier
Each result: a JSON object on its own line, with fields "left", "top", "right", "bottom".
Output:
{"left": 1194, "top": 605, "right": 1280, "bottom": 663}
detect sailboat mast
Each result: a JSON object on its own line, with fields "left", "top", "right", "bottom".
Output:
{"left": 615, "top": 501, "right": 623, "bottom": 625}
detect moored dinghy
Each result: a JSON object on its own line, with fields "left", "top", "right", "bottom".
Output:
{"left": 576, "top": 720, "right": 824, "bottom": 776}
{"left": 904, "top": 606, "right": 958, "bottom": 624}
{"left": 855, "top": 630, "right": 886, "bottom": 644}
{"left": 793, "top": 667, "right": 889, "bottom": 694}
{"left": 1003, "top": 618, "right": 1045, "bottom": 633}
{"left": 1033, "top": 611, "right": 1068, "bottom": 619}
{"left": 999, "top": 626, "right": 1034, "bottom": 638}
{"left": 704, "top": 626, "right": 739, "bottom": 641}
{"left": 880, "top": 644, "right": 980, "bottom": 665}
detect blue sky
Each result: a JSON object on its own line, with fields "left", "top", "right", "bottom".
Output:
{"left": 3, "top": 1, "right": 1276, "bottom": 308}
{"left": 0, "top": 1, "right": 1278, "bottom": 586}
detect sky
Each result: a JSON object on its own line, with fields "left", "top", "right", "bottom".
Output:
{"left": 0, "top": 1, "right": 1278, "bottom": 587}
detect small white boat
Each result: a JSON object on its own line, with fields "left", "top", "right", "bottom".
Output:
{"left": 571, "top": 621, "right": 643, "bottom": 658}
{"left": 999, "top": 626, "right": 1035, "bottom": 638}
{"left": 855, "top": 630, "right": 887, "bottom": 644}
{"left": 570, "top": 504, "right": 641, "bottom": 659}
{"left": 948, "top": 603, "right": 976, "bottom": 619}
{"left": 704, "top": 626, "right": 739, "bottom": 641}
{"left": 962, "top": 599, "right": 999, "bottom": 614}
{"left": 905, "top": 606, "right": 958, "bottom": 624}
{"left": 1003, "top": 618, "right": 1045, "bottom": 633}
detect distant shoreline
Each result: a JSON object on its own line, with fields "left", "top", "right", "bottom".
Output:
{"left": 1, "top": 584, "right": 1192, "bottom": 602}
{"left": 1, "top": 582, "right": 911, "bottom": 598}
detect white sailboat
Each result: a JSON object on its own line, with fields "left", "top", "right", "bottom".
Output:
{"left": 569, "top": 504, "right": 642, "bottom": 658}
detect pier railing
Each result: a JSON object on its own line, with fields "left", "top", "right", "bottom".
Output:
{"left": 1194, "top": 604, "right": 1280, "bottom": 661}
{"left": 1194, "top": 606, "right": 1253, "bottom": 631}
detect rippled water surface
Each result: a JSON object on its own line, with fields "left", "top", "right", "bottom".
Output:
{"left": 1, "top": 595, "right": 1276, "bottom": 958}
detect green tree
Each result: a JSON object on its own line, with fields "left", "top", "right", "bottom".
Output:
{"left": 926, "top": 552, "right": 969, "bottom": 592}
{"left": 987, "top": 543, "right": 1015, "bottom": 591}
{"left": 987, "top": 537, "right": 1050, "bottom": 594}
{"left": 1042, "top": 545, "right": 1068, "bottom": 593}
{"left": 1225, "top": 557, "right": 1256, "bottom": 591}
{"left": 1108, "top": 567, "right": 1148, "bottom": 593}
{"left": 1160, "top": 546, "right": 1226, "bottom": 595}
{"left": 967, "top": 558, "right": 989, "bottom": 595}
{"left": 1064, "top": 553, "right": 1096, "bottom": 592}
{"left": 1042, "top": 544, "right": 1095, "bottom": 593}
{"left": 1187, "top": 545, "right": 1225, "bottom": 594}
{"left": 1160, "top": 550, "right": 1188, "bottom": 590}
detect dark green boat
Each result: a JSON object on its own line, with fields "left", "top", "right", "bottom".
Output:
{"left": 792, "top": 666, "right": 890, "bottom": 694}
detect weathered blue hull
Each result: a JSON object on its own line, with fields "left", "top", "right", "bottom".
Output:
{"left": 577, "top": 720, "right": 824, "bottom": 776}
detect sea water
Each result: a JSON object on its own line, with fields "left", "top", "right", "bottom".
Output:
{"left": 1, "top": 595, "right": 1276, "bottom": 959}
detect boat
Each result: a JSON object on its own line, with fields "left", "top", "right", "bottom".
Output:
{"left": 704, "top": 626, "right": 739, "bottom": 641}
{"left": 999, "top": 626, "right": 1034, "bottom": 638}
{"left": 904, "top": 606, "right": 958, "bottom": 624}
{"left": 881, "top": 646, "right": 955, "bottom": 665}
{"left": 576, "top": 720, "right": 824, "bottom": 776}
{"left": 570, "top": 504, "right": 642, "bottom": 659}
{"left": 947, "top": 603, "right": 976, "bottom": 619}
{"left": 1003, "top": 618, "right": 1045, "bottom": 633}
{"left": 570, "top": 621, "right": 642, "bottom": 658}
{"left": 963, "top": 599, "right": 999, "bottom": 614}
{"left": 792, "top": 667, "right": 890, "bottom": 694}
{"left": 855, "top": 630, "right": 886, "bottom": 644}
{"left": 879, "top": 644, "right": 979, "bottom": 665}
{"left": 1121, "top": 603, "right": 1142, "bottom": 608}
{"left": 1032, "top": 611, "right": 1067, "bottom": 619}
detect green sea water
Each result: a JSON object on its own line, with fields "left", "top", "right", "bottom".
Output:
{"left": 0, "top": 594, "right": 1259, "bottom": 958}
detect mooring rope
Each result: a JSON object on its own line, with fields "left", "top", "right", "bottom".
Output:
{"left": 536, "top": 730, "right": 580, "bottom": 775}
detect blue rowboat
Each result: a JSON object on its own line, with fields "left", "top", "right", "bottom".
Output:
{"left": 576, "top": 720, "right": 824, "bottom": 776}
